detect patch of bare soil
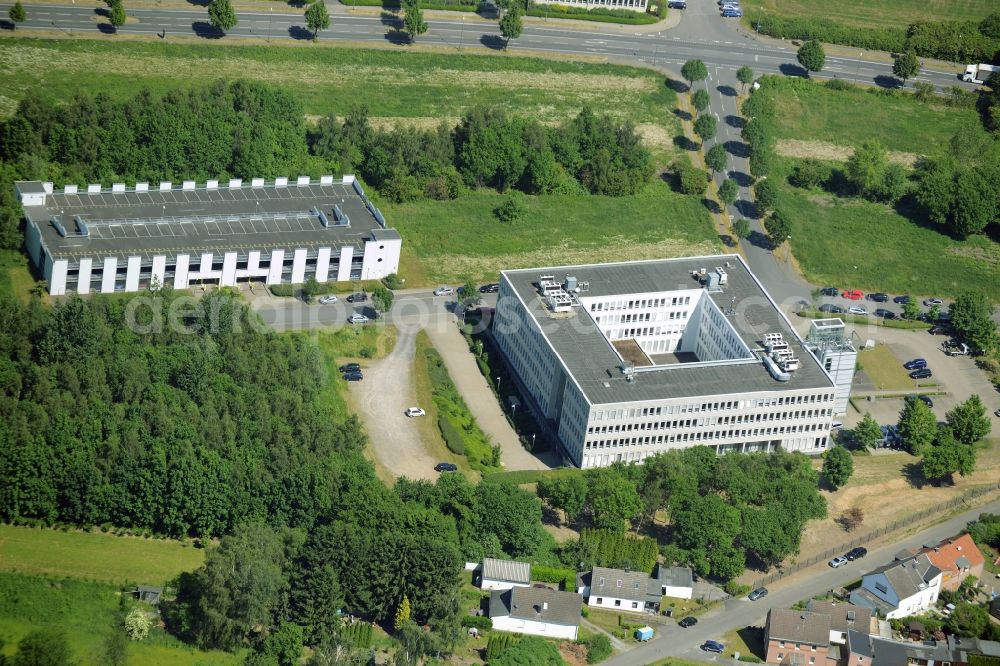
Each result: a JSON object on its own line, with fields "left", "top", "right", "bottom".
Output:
{"left": 776, "top": 139, "right": 920, "bottom": 167}
{"left": 559, "top": 641, "right": 589, "bottom": 666}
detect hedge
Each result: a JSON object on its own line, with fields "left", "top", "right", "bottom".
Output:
{"left": 438, "top": 416, "right": 466, "bottom": 455}
{"left": 578, "top": 633, "right": 613, "bottom": 663}
{"left": 486, "top": 632, "right": 517, "bottom": 660}
{"left": 340, "top": 622, "right": 374, "bottom": 648}
{"left": 526, "top": 4, "right": 659, "bottom": 24}
{"left": 579, "top": 529, "right": 658, "bottom": 572}
{"left": 532, "top": 564, "right": 577, "bottom": 591}
{"left": 342, "top": 0, "right": 478, "bottom": 7}
{"left": 461, "top": 615, "right": 493, "bottom": 631}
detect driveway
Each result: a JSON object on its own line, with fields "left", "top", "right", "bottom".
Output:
{"left": 348, "top": 323, "right": 439, "bottom": 481}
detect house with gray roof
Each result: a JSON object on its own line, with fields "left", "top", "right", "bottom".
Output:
{"left": 849, "top": 553, "right": 942, "bottom": 619}
{"left": 846, "top": 632, "right": 1000, "bottom": 666}
{"left": 577, "top": 566, "right": 663, "bottom": 614}
{"left": 655, "top": 565, "right": 694, "bottom": 600}
{"left": 479, "top": 558, "right": 532, "bottom": 591}
{"left": 488, "top": 586, "right": 583, "bottom": 640}
{"left": 766, "top": 602, "right": 873, "bottom": 665}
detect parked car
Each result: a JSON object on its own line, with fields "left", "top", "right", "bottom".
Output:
{"left": 923, "top": 298, "right": 943, "bottom": 306}
{"left": 702, "top": 641, "right": 725, "bottom": 653}
{"left": 318, "top": 295, "right": 339, "bottom": 304}
{"left": 339, "top": 363, "right": 361, "bottom": 373}
{"left": 721, "top": 7, "right": 742, "bottom": 16}
{"left": 894, "top": 295, "right": 911, "bottom": 304}
{"left": 874, "top": 308, "right": 895, "bottom": 319}
{"left": 748, "top": 587, "right": 768, "bottom": 601}
{"left": 929, "top": 326, "right": 949, "bottom": 336}
{"left": 867, "top": 292, "right": 889, "bottom": 302}
{"left": 342, "top": 371, "right": 364, "bottom": 382}
{"left": 819, "top": 304, "right": 845, "bottom": 314}
{"left": 903, "top": 358, "right": 927, "bottom": 370}
{"left": 348, "top": 314, "right": 370, "bottom": 324}
{"left": 668, "top": 0, "right": 687, "bottom": 7}
{"left": 920, "top": 395, "right": 934, "bottom": 408}
{"left": 405, "top": 407, "right": 426, "bottom": 417}
{"left": 820, "top": 287, "right": 839, "bottom": 296}
{"left": 829, "top": 555, "right": 849, "bottom": 568}
{"left": 848, "top": 306, "right": 868, "bottom": 316}
{"left": 842, "top": 289, "right": 863, "bottom": 300}
{"left": 678, "top": 616, "right": 698, "bottom": 628}
{"left": 910, "top": 368, "right": 933, "bottom": 379}
{"left": 479, "top": 283, "right": 500, "bottom": 293}
{"left": 346, "top": 292, "right": 367, "bottom": 303}
{"left": 879, "top": 424, "right": 901, "bottom": 448}
{"left": 995, "top": 408, "right": 1000, "bottom": 418}
{"left": 434, "top": 462, "right": 458, "bottom": 472}
{"left": 845, "top": 546, "right": 868, "bottom": 561}
{"left": 433, "top": 286, "right": 454, "bottom": 296}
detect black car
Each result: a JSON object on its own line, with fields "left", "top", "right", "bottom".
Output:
{"left": 867, "top": 292, "right": 889, "bottom": 302}
{"left": 346, "top": 293, "right": 368, "bottom": 303}
{"left": 820, "top": 287, "right": 838, "bottom": 296}
{"left": 668, "top": 0, "right": 687, "bottom": 7}
{"left": 479, "top": 283, "right": 500, "bottom": 294}
{"left": 929, "top": 326, "right": 949, "bottom": 336}
{"left": 894, "top": 295, "right": 911, "bottom": 304}
{"left": 339, "top": 363, "right": 361, "bottom": 373}
{"left": 678, "top": 616, "right": 698, "bottom": 628}
{"left": 910, "top": 368, "right": 933, "bottom": 379}
{"left": 343, "top": 371, "right": 364, "bottom": 381}
{"left": 845, "top": 546, "right": 867, "bottom": 561}
{"left": 434, "top": 462, "right": 458, "bottom": 472}
{"left": 874, "top": 308, "right": 895, "bottom": 319}
{"left": 819, "top": 304, "right": 845, "bottom": 314}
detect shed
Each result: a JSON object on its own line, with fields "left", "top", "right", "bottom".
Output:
{"left": 480, "top": 558, "right": 532, "bottom": 591}
{"left": 135, "top": 585, "right": 163, "bottom": 605}
{"left": 635, "top": 626, "right": 654, "bottom": 642}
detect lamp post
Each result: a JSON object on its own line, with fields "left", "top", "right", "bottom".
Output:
{"left": 855, "top": 52, "right": 863, "bottom": 83}
{"left": 268, "top": 7, "right": 272, "bottom": 42}
{"left": 460, "top": 15, "right": 465, "bottom": 50}
{"left": 496, "top": 376, "right": 501, "bottom": 393}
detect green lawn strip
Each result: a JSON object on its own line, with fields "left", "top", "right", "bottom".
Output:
{"left": 412, "top": 330, "right": 470, "bottom": 475}
{"left": 857, "top": 346, "right": 916, "bottom": 391}
{"left": 482, "top": 468, "right": 585, "bottom": 485}
{"left": 381, "top": 184, "right": 720, "bottom": 283}
{"left": 0, "top": 524, "right": 204, "bottom": 585}
{"left": 760, "top": 79, "right": 978, "bottom": 155}
{"left": 308, "top": 325, "right": 398, "bottom": 423}
{"left": 738, "top": 0, "right": 995, "bottom": 30}
{"left": 0, "top": 249, "right": 36, "bottom": 300}
{"left": 0, "top": 38, "right": 672, "bottom": 123}
{"left": 720, "top": 625, "right": 766, "bottom": 661}
{"left": 584, "top": 608, "right": 644, "bottom": 642}
{"left": 797, "top": 310, "right": 931, "bottom": 330}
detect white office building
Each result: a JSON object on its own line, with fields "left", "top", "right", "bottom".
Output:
{"left": 530, "top": 0, "right": 648, "bottom": 13}
{"left": 15, "top": 176, "right": 401, "bottom": 296}
{"left": 492, "top": 256, "right": 840, "bottom": 468}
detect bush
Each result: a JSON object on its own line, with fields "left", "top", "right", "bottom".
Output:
{"left": 268, "top": 284, "right": 295, "bottom": 297}
{"left": 382, "top": 273, "right": 403, "bottom": 289}
{"left": 578, "top": 633, "right": 613, "bottom": 663}
{"left": 460, "top": 615, "right": 493, "bottom": 631}
{"left": 738, "top": 656, "right": 764, "bottom": 663}
{"left": 438, "top": 416, "right": 466, "bottom": 455}
{"left": 525, "top": 4, "right": 659, "bottom": 24}
{"left": 824, "top": 79, "right": 855, "bottom": 91}
{"left": 533, "top": 564, "right": 577, "bottom": 590}
{"left": 789, "top": 158, "right": 833, "bottom": 189}
{"left": 724, "top": 581, "right": 751, "bottom": 597}
{"left": 677, "top": 164, "right": 709, "bottom": 195}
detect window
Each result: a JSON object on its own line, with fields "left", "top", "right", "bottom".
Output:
{"left": 599, "top": 577, "right": 604, "bottom": 586}
{"left": 777, "top": 655, "right": 783, "bottom": 661}
{"left": 874, "top": 582, "right": 887, "bottom": 594}
{"left": 596, "top": 598, "right": 603, "bottom": 604}
{"left": 614, "top": 600, "right": 621, "bottom": 607}
{"left": 631, "top": 602, "right": 638, "bottom": 609}
{"left": 809, "top": 659, "right": 815, "bottom": 665}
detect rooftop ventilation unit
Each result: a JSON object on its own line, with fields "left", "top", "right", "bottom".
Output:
{"left": 714, "top": 267, "right": 728, "bottom": 285}
{"left": 51, "top": 217, "right": 67, "bottom": 237}
{"left": 763, "top": 333, "right": 789, "bottom": 353}
{"left": 74, "top": 216, "right": 90, "bottom": 236}
{"left": 564, "top": 275, "right": 577, "bottom": 291}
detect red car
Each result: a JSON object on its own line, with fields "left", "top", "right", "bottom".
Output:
{"left": 842, "top": 289, "right": 863, "bottom": 300}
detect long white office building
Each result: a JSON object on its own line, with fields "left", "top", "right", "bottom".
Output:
{"left": 15, "top": 176, "right": 401, "bottom": 296}
{"left": 531, "top": 0, "right": 648, "bottom": 13}
{"left": 492, "top": 256, "right": 842, "bottom": 468}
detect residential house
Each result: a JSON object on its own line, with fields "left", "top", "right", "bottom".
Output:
{"left": 849, "top": 553, "right": 942, "bottom": 619}
{"left": 479, "top": 558, "right": 531, "bottom": 591}
{"left": 577, "top": 566, "right": 660, "bottom": 614}
{"left": 846, "top": 632, "right": 1000, "bottom": 666}
{"left": 656, "top": 565, "right": 694, "bottom": 600}
{"left": 488, "top": 586, "right": 583, "bottom": 640}
{"left": 919, "top": 534, "right": 985, "bottom": 592}
{"left": 765, "top": 602, "right": 871, "bottom": 666}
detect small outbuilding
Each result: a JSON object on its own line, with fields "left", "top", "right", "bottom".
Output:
{"left": 135, "top": 585, "right": 163, "bottom": 605}
{"left": 479, "top": 558, "right": 532, "bottom": 591}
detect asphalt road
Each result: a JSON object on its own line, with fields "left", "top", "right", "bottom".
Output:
{"left": 603, "top": 497, "right": 1000, "bottom": 665}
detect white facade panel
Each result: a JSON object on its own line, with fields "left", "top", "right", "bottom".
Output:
{"left": 291, "top": 248, "right": 308, "bottom": 284}
{"left": 125, "top": 256, "right": 142, "bottom": 292}
{"left": 490, "top": 617, "right": 578, "bottom": 641}
{"left": 481, "top": 579, "right": 532, "bottom": 592}
{"left": 151, "top": 255, "right": 166, "bottom": 289}
{"left": 77, "top": 258, "right": 93, "bottom": 295}
{"left": 199, "top": 253, "right": 213, "bottom": 276}
{"left": 174, "top": 254, "right": 190, "bottom": 289}
{"left": 315, "top": 247, "right": 332, "bottom": 283}
{"left": 221, "top": 252, "right": 238, "bottom": 286}
{"left": 50, "top": 259, "right": 68, "bottom": 296}
{"left": 267, "top": 250, "right": 285, "bottom": 285}
{"left": 584, "top": 595, "right": 645, "bottom": 614}
{"left": 361, "top": 237, "right": 401, "bottom": 280}
{"left": 337, "top": 246, "right": 353, "bottom": 282}
{"left": 101, "top": 257, "right": 117, "bottom": 294}
{"left": 661, "top": 585, "right": 693, "bottom": 600}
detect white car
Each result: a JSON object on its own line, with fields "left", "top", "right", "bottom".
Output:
{"left": 318, "top": 295, "right": 339, "bottom": 304}
{"left": 405, "top": 407, "right": 426, "bottom": 418}
{"left": 433, "top": 286, "right": 454, "bottom": 296}
{"left": 848, "top": 306, "right": 868, "bottom": 315}
{"left": 923, "top": 298, "right": 943, "bottom": 306}
{"left": 829, "top": 555, "right": 849, "bottom": 568}
{"left": 348, "top": 314, "right": 370, "bottom": 324}
{"left": 994, "top": 408, "right": 1000, "bottom": 417}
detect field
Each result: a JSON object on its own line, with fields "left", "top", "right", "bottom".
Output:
{"left": 0, "top": 524, "right": 205, "bottom": 585}
{"left": 739, "top": 0, "right": 996, "bottom": 30}
{"left": 856, "top": 345, "right": 922, "bottom": 391}
{"left": 0, "top": 38, "right": 673, "bottom": 124}
{"left": 0, "top": 250, "right": 36, "bottom": 301}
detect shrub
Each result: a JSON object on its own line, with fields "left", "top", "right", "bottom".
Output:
{"left": 533, "top": 564, "right": 577, "bottom": 590}
{"left": 438, "top": 416, "right": 466, "bottom": 455}
{"left": 460, "top": 615, "right": 493, "bottom": 631}
{"left": 525, "top": 4, "right": 659, "bottom": 24}
{"left": 738, "top": 656, "right": 764, "bottom": 663}
{"left": 359, "top": 346, "right": 376, "bottom": 359}
{"left": 724, "top": 581, "right": 751, "bottom": 597}
{"left": 789, "top": 158, "right": 833, "bottom": 189}
{"left": 677, "top": 164, "right": 709, "bottom": 195}
{"left": 268, "top": 284, "right": 295, "bottom": 297}
{"left": 913, "top": 82, "right": 936, "bottom": 102}
{"left": 578, "top": 633, "right": 613, "bottom": 663}
{"left": 824, "top": 79, "right": 855, "bottom": 91}
{"left": 382, "top": 273, "right": 403, "bottom": 289}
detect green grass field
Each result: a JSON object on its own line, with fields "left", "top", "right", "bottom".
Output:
{"left": 740, "top": 0, "right": 996, "bottom": 30}
{"left": 0, "top": 38, "right": 674, "bottom": 124}
{"left": 0, "top": 524, "right": 205, "bottom": 585}
{"left": 857, "top": 346, "right": 917, "bottom": 391}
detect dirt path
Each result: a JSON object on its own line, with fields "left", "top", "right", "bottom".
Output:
{"left": 775, "top": 139, "right": 920, "bottom": 167}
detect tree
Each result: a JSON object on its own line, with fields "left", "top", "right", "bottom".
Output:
{"left": 372, "top": 284, "right": 394, "bottom": 316}
{"left": 536, "top": 475, "right": 587, "bottom": 525}
{"left": 208, "top": 0, "right": 237, "bottom": 32}
{"left": 693, "top": 115, "right": 717, "bottom": 143}
{"left": 765, "top": 209, "right": 792, "bottom": 249}
{"left": 475, "top": 482, "right": 545, "bottom": 558}
{"left": 692, "top": 89, "right": 711, "bottom": 114}
{"left": 902, "top": 298, "right": 921, "bottom": 320}
{"left": 458, "top": 277, "right": 481, "bottom": 309}
{"left": 402, "top": 0, "right": 427, "bottom": 42}
{"left": 109, "top": 0, "right": 126, "bottom": 28}
{"left": 8, "top": 1, "right": 26, "bottom": 29}
{"left": 394, "top": 596, "right": 411, "bottom": 631}
{"left": 845, "top": 140, "right": 888, "bottom": 199}
{"left": 304, "top": 0, "right": 330, "bottom": 40}
{"left": 898, "top": 398, "right": 937, "bottom": 456}
{"left": 677, "top": 164, "right": 709, "bottom": 195}
{"left": 892, "top": 50, "right": 921, "bottom": 86}
{"left": 733, "top": 218, "right": 750, "bottom": 239}
{"left": 852, "top": 413, "right": 882, "bottom": 450}
{"left": 705, "top": 144, "right": 727, "bottom": 174}
{"left": 499, "top": 4, "right": 523, "bottom": 49}
{"left": 822, "top": 445, "right": 853, "bottom": 490}
{"left": 797, "top": 39, "right": 826, "bottom": 75}
{"left": 718, "top": 178, "right": 738, "bottom": 206}
{"left": 580, "top": 633, "right": 612, "bottom": 664}
{"left": 124, "top": 608, "right": 151, "bottom": 641}
{"left": 680, "top": 60, "right": 708, "bottom": 89}
{"left": 754, "top": 178, "right": 778, "bottom": 213}
{"left": 12, "top": 629, "right": 73, "bottom": 666}
{"left": 736, "top": 65, "right": 754, "bottom": 93}
{"left": 584, "top": 466, "right": 643, "bottom": 532}
{"left": 946, "top": 601, "right": 989, "bottom": 638}
{"left": 494, "top": 191, "right": 526, "bottom": 223}
{"left": 946, "top": 395, "right": 992, "bottom": 446}
{"left": 981, "top": 11, "right": 1000, "bottom": 38}
{"left": 950, "top": 291, "right": 998, "bottom": 353}
{"left": 923, "top": 428, "right": 976, "bottom": 485}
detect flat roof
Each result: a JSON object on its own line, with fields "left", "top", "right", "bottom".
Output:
{"left": 500, "top": 255, "right": 834, "bottom": 405}
{"left": 21, "top": 179, "right": 392, "bottom": 262}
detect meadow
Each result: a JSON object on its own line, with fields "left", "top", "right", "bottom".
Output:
{"left": 739, "top": 0, "right": 996, "bottom": 30}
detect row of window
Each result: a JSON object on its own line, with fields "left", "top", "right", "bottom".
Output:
{"left": 584, "top": 422, "right": 829, "bottom": 449}
{"left": 589, "top": 295, "right": 689, "bottom": 312}
{"left": 592, "top": 598, "right": 641, "bottom": 609}
{"left": 592, "top": 393, "right": 832, "bottom": 421}
{"left": 587, "top": 408, "right": 831, "bottom": 435}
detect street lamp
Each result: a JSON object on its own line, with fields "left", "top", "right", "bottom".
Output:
{"left": 268, "top": 7, "right": 272, "bottom": 42}
{"left": 496, "top": 376, "right": 501, "bottom": 393}
{"left": 855, "top": 52, "right": 863, "bottom": 83}
{"left": 460, "top": 15, "right": 465, "bottom": 49}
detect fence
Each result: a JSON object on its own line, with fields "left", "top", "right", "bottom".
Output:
{"left": 750, "top": 481, "right": 1000, "bottom": 590}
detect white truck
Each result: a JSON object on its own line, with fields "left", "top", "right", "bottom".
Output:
{"left": 962, "top": 63, "right": 1000, "bottom": 84}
